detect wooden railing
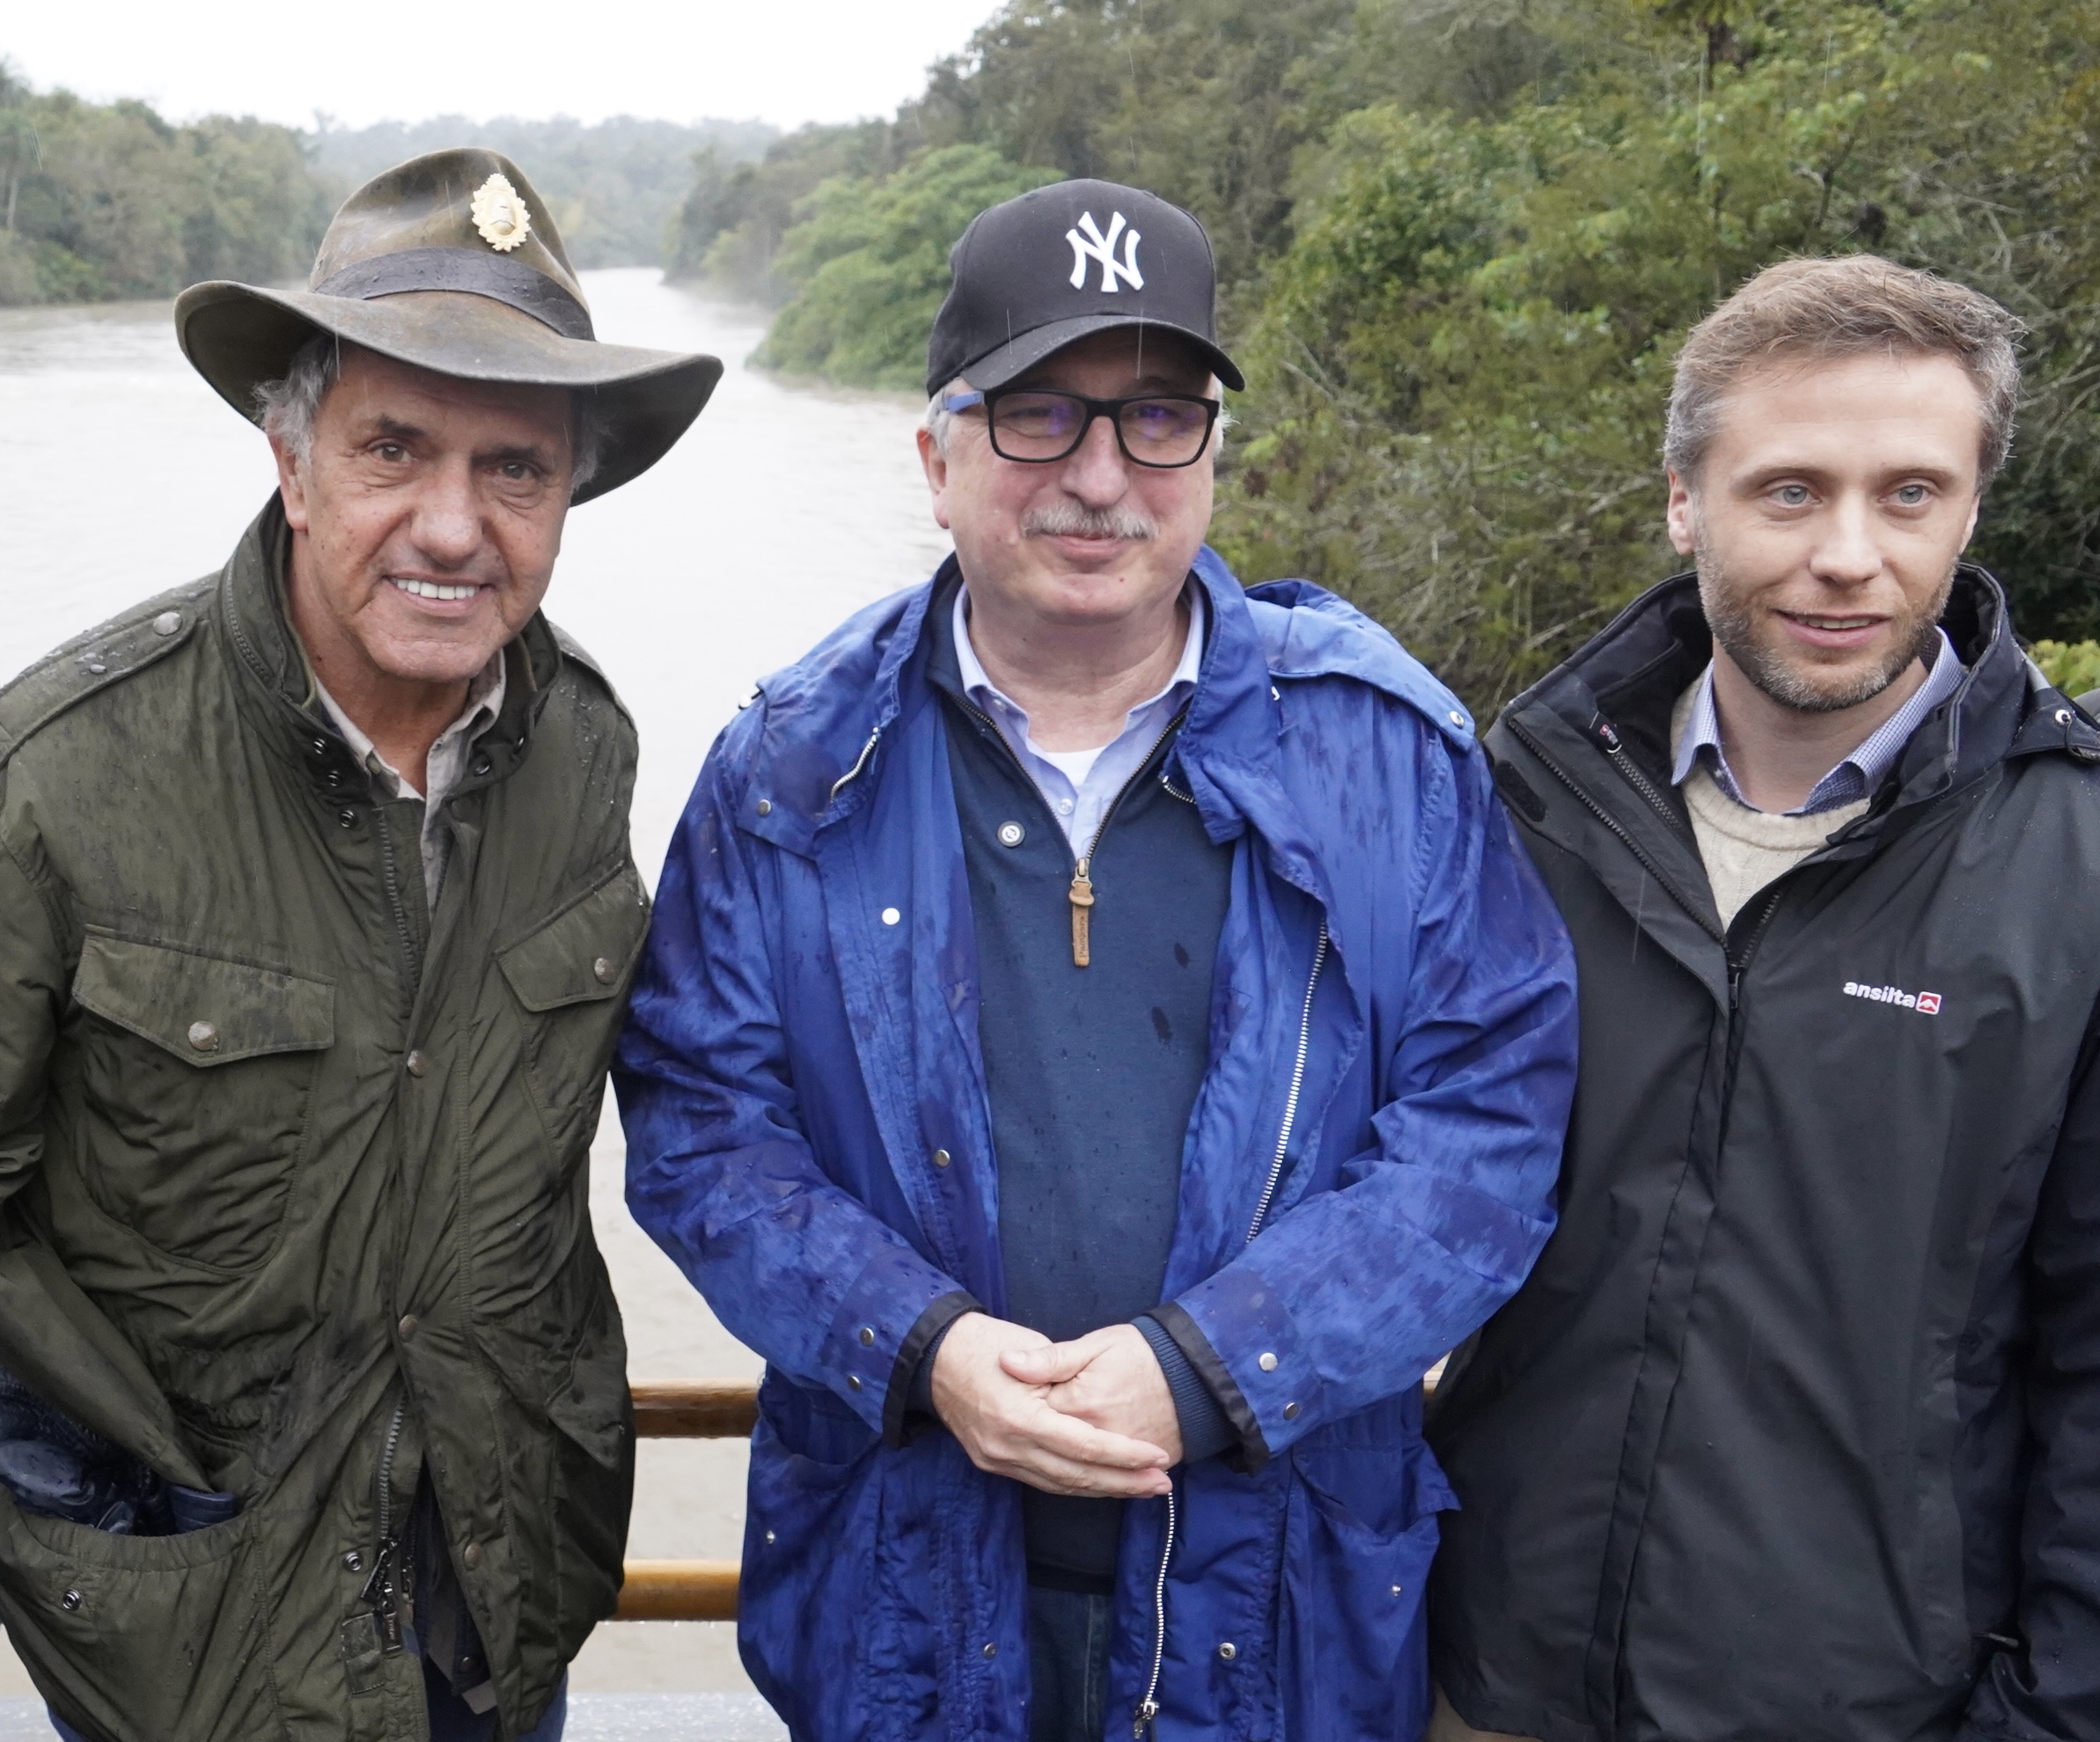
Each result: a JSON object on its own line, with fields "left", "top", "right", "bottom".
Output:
{"left": 613, "top": 1368, "right": 1446, "bottom": 1622}
{"left": 614, "top": 1380, "right": 759, "bottom": 1621}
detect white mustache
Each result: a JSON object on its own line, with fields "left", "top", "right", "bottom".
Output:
{"left": 1021, "top": 502, "right": 1157, "bottom": 540}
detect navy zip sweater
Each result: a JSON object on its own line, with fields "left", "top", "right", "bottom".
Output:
{"left": 925, "top": 584, "right": 1236, "bottom": 1589}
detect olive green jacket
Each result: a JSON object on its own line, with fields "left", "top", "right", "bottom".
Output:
{"left": 0, "top": 501, "right": 645, "bottom": 1741}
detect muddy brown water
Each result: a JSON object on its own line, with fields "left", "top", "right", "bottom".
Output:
{"left": 0, "top": 268, "right": 951, "bottom": 1702}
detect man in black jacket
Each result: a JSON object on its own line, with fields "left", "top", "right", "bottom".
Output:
{"left": 1428, "top": 254, "right": 2100, "bottom": 1742}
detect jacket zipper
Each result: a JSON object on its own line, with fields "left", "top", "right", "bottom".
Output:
{"left": 829, "top": 727, "right": 881, "bottom": 801}
{"left": 359, "top": 1399, "right": 409, "bottom": 1653}
{"left": 1595, "top": 720, "right": 1691, "bottom": 840}
{"left": 1246, "top": 923, "right": 1330, "bottom": 1244}
{"left": 1503, "top": 717, "right": 1723, "bottom": 945}
{"left": 965, "top": 700, "right": 1191, "bottom": 968}
{"left": 1133, "top": 1484, "right": 1177, "bottom": 1739}
{"left": 1133, "top": 921, "right": 1329, "bottom": 1738}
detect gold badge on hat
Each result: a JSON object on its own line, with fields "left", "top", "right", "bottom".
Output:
{"left": 470, "top": 173, "right": 532, "bottom": 253}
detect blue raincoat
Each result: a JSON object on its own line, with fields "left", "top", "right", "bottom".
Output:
{"left": 617, "top": 550, "right": 1577, "bottom": 1742}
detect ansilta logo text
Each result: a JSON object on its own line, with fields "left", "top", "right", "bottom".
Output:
{"left": 1845, "top": 981, "right": 1942, "bottom": 1015}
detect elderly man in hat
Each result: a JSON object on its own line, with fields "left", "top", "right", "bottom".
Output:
{"left": 0, "top": 150, "right": 716, "bottom": 1742}
{"left": 620, "top": 179, "right": 1578, "bottom": 1742}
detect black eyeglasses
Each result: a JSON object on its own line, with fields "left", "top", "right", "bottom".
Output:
{"left": 941, "top": 387, "right": 1222, "bottom": 468}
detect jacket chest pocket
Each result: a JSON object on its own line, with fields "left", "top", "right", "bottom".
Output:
{"left": 63, "top": 933, "right": 334, "bottom": 1273}
{"left": 496, "top": 863, "right": 650, "bottom": 1165}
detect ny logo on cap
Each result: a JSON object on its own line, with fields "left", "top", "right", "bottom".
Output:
{"left": 1066, "top": 211, "right": 1144, "bottom": 293}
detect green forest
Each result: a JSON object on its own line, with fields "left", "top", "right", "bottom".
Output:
{"left": 668, "top": 0, "right": 2100, "bottom": 709}
{"left": 0, "top": 62, "right": 772, "bottom": 303}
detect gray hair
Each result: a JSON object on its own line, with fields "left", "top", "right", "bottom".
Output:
{"left": 253, "top": 334, "right": 606, "bottom": 496}
{"left": 1664, "top": 255, "right": 2024, "bottom": 488}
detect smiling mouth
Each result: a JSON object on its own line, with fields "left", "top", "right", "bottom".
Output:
{"left": 390, "top": 577, "right": 481, "bottom": 603}
{"left": 1780, "top": 611, "right": 1883, "bottom": 632}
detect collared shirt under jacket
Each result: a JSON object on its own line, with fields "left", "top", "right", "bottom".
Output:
{"left": 0, "top": 499, "right": 649, "bottom": 1742}
{"left": 1431, "top": 568, "right": 2100, "bottom": 1742}
{"left": 615, "top": 549, "right": 1580, "bottom": 1742}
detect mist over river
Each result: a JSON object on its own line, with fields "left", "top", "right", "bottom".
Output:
{"left": 0, "top": 268, "right": 953, "bottom": 1709}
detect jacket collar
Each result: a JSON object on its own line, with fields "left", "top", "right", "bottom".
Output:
{"left": 1502, "top": 562, "right": 2100, "bottom": 842}
{"left": 735, "top": 544, "right": 1476, "bottom": 861}
{"left": 217, "top": 495, "right": 566, "bottom": 800}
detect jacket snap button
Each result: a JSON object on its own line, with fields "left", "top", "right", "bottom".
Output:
{"left": 592, "top": 957, "right": 616, "bottom": 984}
{"left": 881, "top": 907, "right": 901, "bottom": 926}
{"left": 1282, "top": 1401, "right": 1301, "bottom": 1420}
{"left": 343, "top": 1551, "right": 363, "bottom": 1573}
{"left": 406, "top": 1050, "right": 428, "bottom": 1077}
{"left": 311, "top": 738, "right": 329, "bottom": 757}
{"left": 858, "top": 1327, "right": 875, "bottom": 1346}
{"left": 1258, "top": 1352, "right": 1278, "bottom": 1371}
{"left": 847, "top": 1373, "right": 862, "bottom": 1390}
{"left": 462, "top": 1542, "right": 482, "bottom": 1570}
{"left": 996, "top": 821, "right": 1024, "bottom": 848}
{"left": 1449, "top": 709, "right": 1465, "bottom": 727}
{"left": 1391, "top": 1584, "right": 1403, "bottom": 1596}
{"left": 931, "top": 1149, "right": 951, "bottom": 1168}
{"left": 187, "top": 1021, "right": 220, "bottom": 1053}
{"left": 337, "top": 808, "right": 357, "bottom": 828}
{"left": 471, "top": 755, "right": 493, "bottom": 777}
{"left": 398, "top": 1314, "right": 419, "bottom": 1341}
{"left": 60, "top": 1590, "right": 82, "bottom": 1613}
{"left": 981, "top": 1643, "right": 997, "bottom": 1660}
{"left": 756, "top": 798, "right": 773, "bottom": 816}
{"left": 1218, "top": 1642, "right": 1237, "bottom": 1661}
{"left": 151, "top": 611, "right": 181, "bottom": 637}
{"left": 87, "top": 661, "right": 106, "bottom": 675}
{"left": 764, "top": 1530, "right": 776, "bottom": 1544}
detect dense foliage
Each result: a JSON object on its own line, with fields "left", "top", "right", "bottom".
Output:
{"left": 312, "top": 115, "right": 776, "bottom": 269}
{"left": 0, "top": 62, "right": 328, "bottom": 305}
{"left": 700, "top": 0, "right": 2100, "bottom": 710}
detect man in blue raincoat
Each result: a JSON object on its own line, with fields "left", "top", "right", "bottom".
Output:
{"left": 617, "top": 179, "right": 1580, "bottom": 1742}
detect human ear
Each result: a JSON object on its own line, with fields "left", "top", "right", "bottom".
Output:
{"left": 1665, "top": 469, "right": 1698, "bottom": 558}
{"left": 916, "top": 423, "right": 955, "bottom": 533}
{"left": 271, "top": 435, "right": 312, "bottom": 535}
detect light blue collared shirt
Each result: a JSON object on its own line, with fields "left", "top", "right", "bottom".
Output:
{"left": 954, "top": 583, "right": 1205, "bottom": 853}
{"left": 1670, "top": 628, "right": 1966, "bottom": 816}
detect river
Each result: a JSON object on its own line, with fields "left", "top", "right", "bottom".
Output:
{"left": 0, "top": 268, "right": 953, "bottom": 1731}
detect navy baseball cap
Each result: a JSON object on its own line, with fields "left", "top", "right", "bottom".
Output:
{"left": 925, "top": 178, "right": 1245, "bottom": 398}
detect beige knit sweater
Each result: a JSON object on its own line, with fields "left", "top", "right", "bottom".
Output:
{"left": 1670, "top": 685, "right": 1869, "bottom": 927}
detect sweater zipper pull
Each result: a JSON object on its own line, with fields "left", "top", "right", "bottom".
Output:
{"left": 1068, "top": 866, "right": 1095, "bottom": 967}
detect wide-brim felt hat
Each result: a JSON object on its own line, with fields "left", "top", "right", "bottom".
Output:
{"left": 174, "top": 148, "right": 721, "bottom": 503}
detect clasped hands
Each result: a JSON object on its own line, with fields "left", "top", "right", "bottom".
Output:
{"left": 929, "top": 1313, "right": 1180, "bottom": 1497}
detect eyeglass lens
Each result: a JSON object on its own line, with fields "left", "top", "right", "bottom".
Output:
{"left": 988, "top": 393, "right": 1214, "bottom": 467}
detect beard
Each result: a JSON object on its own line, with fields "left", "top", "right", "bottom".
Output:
{"left": 1021, "top": 499, "right": 1157, "bottom": 540}
{"left": 1694, "top": 527, "right": 1953, "bottom": 715}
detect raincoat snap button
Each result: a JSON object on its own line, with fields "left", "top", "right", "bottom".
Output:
{"left": 996, "top": 821, "right": 1025, "bottom": 848}
{"left": 406, "top": 1050, "right": 428, "bottom": 1077}
{"left": 398, "top": 1315, "right": 419, "bottom": 1341}
{"left": 343, "top": 1551, "right": 363, "bottom": 1573}
{"left": 187, "top": 1021, "right": 219, "bottom": 1053}
{"left": 1391, "top": 1584, "right": 1403, "bottom": 1596}
{"left": 981, "top": 1643, "right": 997, "bottom": 1660}
{"left": 471, "top": 755, "right": 493, "bottom": 777}
{"left": 881, "top": 907, "right": 901, "bottom": 925}
{"left": 337, "top": 808, "right": 357, "bottom": 828}
{"left": 755, "top": 798, "right": 773, "bottom": 816}
{"left": 847, "top": 1373, "right": 862, "bottom": 1390}
{"left": 311, "top": 738, "right": 329, "bottom": 757}
{"left": 87, "top": 661, "right": 106, "bottom": 675}
{"left": 151, "top": 611, "right": 181, "bottom": 637}
{"left": 1449, "top": 709, "right": 1465, "bottom": 727}
{"left": 764, "top": 1530, "right": 776, "bottom": 1544}
{"left": 61, "top": 1590, "right": 82, "bottom": 1613}
{"left": 1282, "top": 1401, "right": 1301, "bottom": 1420}
{"left": 463, "top": 1542, "right": 482, "bottom": 1570}
{"left": 1218, "top": 1643, "right": 1237, "bottom": 1660}
{"left": 592, "top": 957, "right": 616, "bottom": 984}
{"left": 858, "top": 1327, "right": 875, "bottom": 1346}
{"left": 1258, "top": 1352, "right": 1278, "bottom": 1371}
{"left": 931, "top": 1149, "right": 951, "bottom": 1168}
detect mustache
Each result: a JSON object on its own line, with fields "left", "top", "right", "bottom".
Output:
{"left": 1021, "top": 501, "right": 1157, "bottom": 541}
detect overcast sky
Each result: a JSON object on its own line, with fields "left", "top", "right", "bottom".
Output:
{"left": 4, "top": 0, "right": 1003, "bottom": 131}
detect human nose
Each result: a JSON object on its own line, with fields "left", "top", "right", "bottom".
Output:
{"left": 409, "top": 457, "right": 484, "bottom": 567}
{"left": 1808, "top": 491, "right": 1884, "bottom": 587}
{"left": 1058, "top": 408, "right": 1131, "bottom": 504}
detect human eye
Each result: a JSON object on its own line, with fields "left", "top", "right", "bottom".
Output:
{"left": 371, "top": 440, "right": 410, "bottom": 465}
{"left": 1769, "top": 482, "right": 1814, "bottom": 509}
{"left": 1890, "top": 481, "right": 1933, "bottom": 507}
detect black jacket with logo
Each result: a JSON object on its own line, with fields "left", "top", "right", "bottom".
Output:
{"left": 1428, "top": 569, "right": 2100, "bottom": 1742}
